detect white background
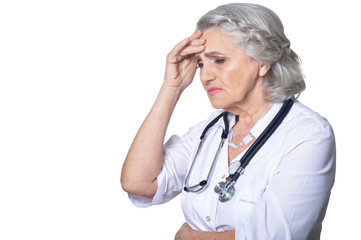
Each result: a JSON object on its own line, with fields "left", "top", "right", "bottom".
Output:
{"left": 0, "top": 0, "right": 360, "bottom": 239}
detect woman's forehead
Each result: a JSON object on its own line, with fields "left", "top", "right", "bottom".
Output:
{"left": 200, "top": 28, "right": 239, "bottom": 52}
{"left": 195, "top": 28, "right": 244, "bottom": 60}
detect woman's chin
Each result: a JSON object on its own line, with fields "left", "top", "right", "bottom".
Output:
{"left": 209, "top": 100, "right": 226, "bottom": 110}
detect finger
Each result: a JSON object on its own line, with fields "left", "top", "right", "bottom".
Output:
{"left": 168, "top": 42, "right": 204, "bottom": 65}
{"left": 168, "top": 32, "right": 206, "bottom": 65}
{"left": 168, "top": 45, "right": 205, "bottom": 65}
{"left": 189, "top": 31, "right": 203, "bottom": 41}
{"left": 179, "top": 45, "right": 205, "bottom": 57}
{"left": 188, "top": 38, "right": 206, "bottom": 47}
{"left": 169, "top": 37, "right": 192, "bottom": 59}
{"left": 170, "top": 31, "right": 203, "bottom": 56}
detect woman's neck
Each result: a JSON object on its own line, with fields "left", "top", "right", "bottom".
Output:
{"left": 227, "top": 98, "right": 273, "bottom": 128}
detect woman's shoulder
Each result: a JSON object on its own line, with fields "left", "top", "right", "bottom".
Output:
{"left": 285, "top": 101, "right": 334, "bottom": 137}
{"left": 292, "top": 101, "right": 331, "bottom": 126}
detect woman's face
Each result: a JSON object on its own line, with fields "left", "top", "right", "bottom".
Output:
{"left": 196, "top": 28, "right": 270, "bottom": 114}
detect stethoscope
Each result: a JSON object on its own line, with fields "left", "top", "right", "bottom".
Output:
{"left": 183, "top": 99, "right": 294, "bottom": 202}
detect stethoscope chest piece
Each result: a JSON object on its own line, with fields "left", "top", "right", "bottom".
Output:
{"left": 213, "top": 161, "right": 241, "bottom": 202}
{"left": 214, "top": 179, "right": 236, "bottom": 202}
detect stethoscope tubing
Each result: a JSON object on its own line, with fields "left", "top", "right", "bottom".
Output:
{"left": 184, "top": 112, "right": 228, "bottom": 192}
{"left": 229, "top": 99, "right": 294, "bottom": 182}
{"left": 184, "top": 99, "right": 294, "bottom": 196}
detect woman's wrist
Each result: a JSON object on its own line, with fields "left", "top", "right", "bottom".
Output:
{"left": 160, "top": 82, "right": 185, "bottom": 96}
{"left": 155, "top": 84, "right": 184, "bottom": 111}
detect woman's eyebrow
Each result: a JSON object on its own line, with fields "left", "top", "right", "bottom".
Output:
{"left": 204, "top": 51, "right": 225, "bottom": 57}
{"left": 194, "top": 51, "right": 226, "bottom": 60}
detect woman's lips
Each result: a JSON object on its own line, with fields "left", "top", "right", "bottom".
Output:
{"left": 207, "top": 87, "right": 223, "bottom": 97}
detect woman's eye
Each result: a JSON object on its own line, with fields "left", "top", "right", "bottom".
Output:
{"left": 215, "top": 58, "right": 225, "bottom": 64}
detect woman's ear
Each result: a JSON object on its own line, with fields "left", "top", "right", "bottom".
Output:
{"left": 259, "top": 64, "right": 271, "bottom": 77}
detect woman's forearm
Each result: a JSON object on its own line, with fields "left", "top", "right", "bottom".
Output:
{"left": 121, "top": 31, "right": 205, "bottom": 198}
{"left": 189, "top": 230, "right": 235, "bottom": 240}
{"left": 175, "top": 223, "right": 235, "bottom": 240}
{"left": 121, "top": 85, "right": 183, "bottom": 198}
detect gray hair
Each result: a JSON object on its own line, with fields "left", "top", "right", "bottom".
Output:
{"left": 196, "top": 3, "right": 305, "bottom": 102}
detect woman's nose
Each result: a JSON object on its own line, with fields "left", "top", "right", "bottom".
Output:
{"left": 199, "top": 65, "right": 216, "bottom": 84}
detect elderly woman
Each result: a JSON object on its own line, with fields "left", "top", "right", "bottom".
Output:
{"left": 121, "top": 3, "right": 335, "bottom": 240}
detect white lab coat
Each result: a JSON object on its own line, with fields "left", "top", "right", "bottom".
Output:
{"left": 129, "top": 101, "right": 336, "bottom": 240}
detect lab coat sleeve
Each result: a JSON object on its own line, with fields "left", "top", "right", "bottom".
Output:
{"left": 128, "top": 123, "right": 202, "bottom": 208}
{"left": 236, "top": 123, "right": 336, "bottom": 240}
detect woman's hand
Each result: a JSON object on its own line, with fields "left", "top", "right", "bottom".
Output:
{"left": 164, "top": 31, "right": 206, "bottom": 90}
